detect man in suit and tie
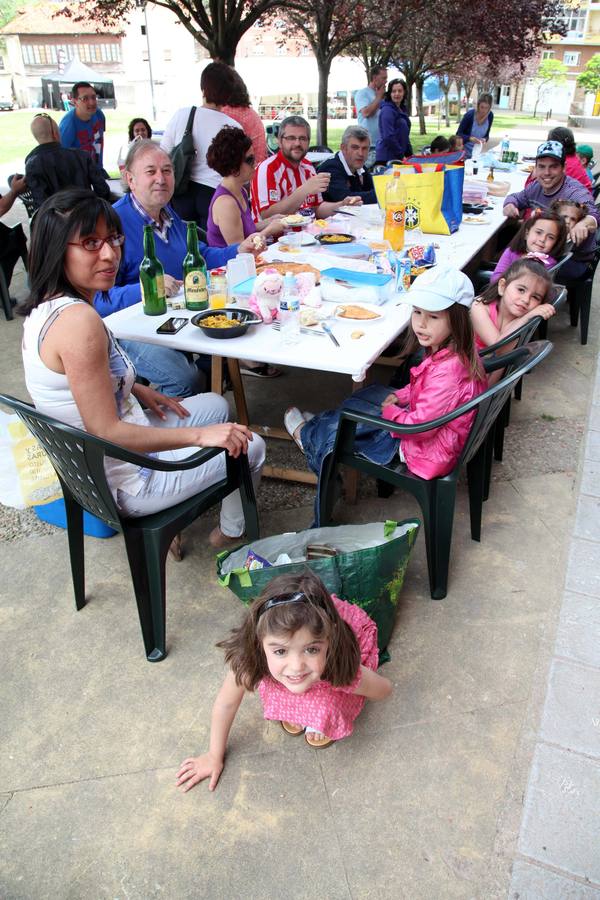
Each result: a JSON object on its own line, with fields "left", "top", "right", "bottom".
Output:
{"left": 317, "top": 126, "right": 377, "bottom": 205}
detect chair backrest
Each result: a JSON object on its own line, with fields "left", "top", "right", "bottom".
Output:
{"left": 460, "top": 340, "right": 553, "bottom": 467}
{"left": 478, "top": 317, "right": 541, "bottom": 359}
{"left": 308, "top": 145, "right": 333, "bottom": 153}
{"left": 548, "top": 249, "right": 573, "bottom": 276}
{"left": 18, "top": 189, "right": 37, "bottom": 219}
{"left": 0, "top": 393, "right": 123, "bottom": 530}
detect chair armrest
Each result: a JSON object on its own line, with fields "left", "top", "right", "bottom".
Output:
{"left": 339, "top": 389, "right": 486, "bottom": 437}
{"left": 98, "top": 442, "right": 225, "bottom": 473}
{"left": 338, "top": 345, "right": 536, "bottom": 439}
{"left": 552, "top": 283, "right": 568, "bottom": 308}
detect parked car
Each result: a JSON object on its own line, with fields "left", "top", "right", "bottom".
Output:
{"left": 0, "top": 97, "right": 15, "bottom": 111}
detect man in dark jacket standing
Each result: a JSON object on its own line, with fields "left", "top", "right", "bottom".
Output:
{"left": 24, "top": 114, "right": 110, "bottom": 210}
{"left": 317, "top": 126, "right": 377, "bottom": 204}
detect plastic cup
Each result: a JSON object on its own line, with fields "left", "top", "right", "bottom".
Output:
{"left": 286, "top": 232, "right": 303, "bottom": 252}
{"left": 208, "top": 285, "right": 227, "bottom": 309}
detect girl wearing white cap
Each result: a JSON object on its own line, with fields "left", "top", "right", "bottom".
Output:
{"left": 285, "top": 266, "right": 487, "bottom": 499}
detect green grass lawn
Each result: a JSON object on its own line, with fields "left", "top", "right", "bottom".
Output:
{"left": 0, "top": 108, "right": 141, "bottom": 168}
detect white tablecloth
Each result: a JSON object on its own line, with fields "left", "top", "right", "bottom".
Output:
{"left": 106, "top": 168, "right": 526, "bottom": 383}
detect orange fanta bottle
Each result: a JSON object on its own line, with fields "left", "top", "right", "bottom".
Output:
{"left": 383, "top": 164, "right": 407, "bottom": 251}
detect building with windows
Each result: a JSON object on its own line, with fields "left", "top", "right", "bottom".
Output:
{"left": 1, "top": 2, "right": 123, "bottom": 108}
{"left": 520, "top": 2, "right": 600, "bottom": 119}
{"left": 0, "top": 0, "right": 368, "bottom": 122}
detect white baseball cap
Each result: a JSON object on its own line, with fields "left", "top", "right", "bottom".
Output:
{"left": 409, "top": 265, "right": 475, "bottom": 312}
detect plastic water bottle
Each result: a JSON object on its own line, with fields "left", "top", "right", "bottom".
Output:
{"left": 279, "top": 272, "right": 300, "bottom": 344}
{"left": 501, "top": 134, "right": 510, "bottom": 161}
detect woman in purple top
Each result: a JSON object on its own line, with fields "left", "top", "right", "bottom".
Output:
{"left": 206, "top": 126, "right": 283, "bottom": 248}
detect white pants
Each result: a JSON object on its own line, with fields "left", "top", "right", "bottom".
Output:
{"left": 116, "top": 393, "right": 265, "bottom": 536}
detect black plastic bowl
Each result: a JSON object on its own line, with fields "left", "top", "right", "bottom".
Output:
{"left": 316, "top": 232, "right": 355, "bottom": 245}
{"left": 190, "top": 307, "right": 261, "bottom": 339}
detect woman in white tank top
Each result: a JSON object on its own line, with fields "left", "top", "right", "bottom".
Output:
{"left": 20, "top": 189, "right": 264, "bottom": 552}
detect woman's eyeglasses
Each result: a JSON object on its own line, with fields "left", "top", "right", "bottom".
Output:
{"left": 244, "top": 154, "right": 256, "bottom": 165}
{"left": 68, "top": 234, "right": 125, "bottom": 252}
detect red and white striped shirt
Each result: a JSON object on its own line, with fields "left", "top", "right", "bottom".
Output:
{"left": 250, "top": 150, "right": 322, "bottom": 221}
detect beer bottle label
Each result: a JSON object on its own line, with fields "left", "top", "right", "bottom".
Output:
{"left": 185, "top": 270, "right": 208, "bottom": 303}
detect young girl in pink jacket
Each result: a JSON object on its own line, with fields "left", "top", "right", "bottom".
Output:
{"left": 285, "top": 266, "right": 487, "bottom": 484}
{"left": 471, "top": 258, "right": 555, "bottom": 354}
{"left": 378, "top": 266, "right": 487, "bottom": 479}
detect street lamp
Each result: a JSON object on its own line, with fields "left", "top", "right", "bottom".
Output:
{"left": 135, "top": 0, "right": 157, "bottom": 121}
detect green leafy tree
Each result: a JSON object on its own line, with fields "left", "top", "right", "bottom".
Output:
{"left": 533, "top": 58, "right": 567, "bottom": 116}
{"left": 0, "top": 0, "right": 22, "bottom": 30}
{"left": 577, "top": 53, "right": 600, "bottom": 94}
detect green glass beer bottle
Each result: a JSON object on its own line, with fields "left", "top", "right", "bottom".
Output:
{"left": 183, "top": 221, "right": 208, "bottom": 311}
{"left": 139, "top": 225, "right": 167, "bottom": 315}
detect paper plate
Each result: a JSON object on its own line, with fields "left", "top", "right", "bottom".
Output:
{"left": 334, "top": 304, "right": 384, "bottom": 324}
{"left": 278, "top": 233, "right": 317, "bottom": 248}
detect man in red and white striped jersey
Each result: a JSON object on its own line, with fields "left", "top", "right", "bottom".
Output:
{"left": 250, "top": 116, "right": 362, "bottom": 221}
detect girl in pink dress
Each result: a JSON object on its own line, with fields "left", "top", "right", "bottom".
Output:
{"left": 471, "top": 258, "right": 555, "bottom": 355}
{"left": 176, "top": 571, "right": 392, "bottom": 793}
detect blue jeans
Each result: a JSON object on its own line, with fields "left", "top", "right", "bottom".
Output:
{"left": 119, "top": 339, "right": 206, "bottom": 397}
{"left": 300, "top": 384, "right": 400, "bottom": 525}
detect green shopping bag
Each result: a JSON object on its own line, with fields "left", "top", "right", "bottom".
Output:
{"left": 216, "top": 519, "right": 420, "bottom": 658}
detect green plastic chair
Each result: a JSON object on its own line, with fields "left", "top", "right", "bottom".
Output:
{"left": 318, "top": 341, "right": 553, "bottom": 600}
{"left": 0, "top": 393, "right": 259, "bottom": 662}
{"left": 566, "top": 237, "right": 600, "bottom": 345}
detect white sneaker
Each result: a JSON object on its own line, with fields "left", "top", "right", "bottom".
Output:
{"left": 284, "top": 407, "right": 305, "bottom": 451}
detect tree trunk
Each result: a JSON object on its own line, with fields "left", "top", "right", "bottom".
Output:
{"left": 316, "top": 57, "right": 331, "bottom": 147}
{"left": 403, "top": 73, "right": 414, "bottom": 117}
{"left": 208, "top": 31, "right": 237, "bottom": 66}
{"left": 416, "top": 77, "right": 426, "bottom": 134}
{"left": 456, "top": 84, "right": 462, "bottom": 123}
{"left": 439, "top": 82, "right": 450, "bottom": 127}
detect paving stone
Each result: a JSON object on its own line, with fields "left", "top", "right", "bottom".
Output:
{"left": 588, "top": 405, "right": 600, "bottom": 431}
{"left": 584, "top": 429, "right": 600, "bottom": 463}
{"left": 580, "top": 457, "right": 600, "bottom": 499}
{"left": 509, "top": 859, "right": 600, "bottom": 899}
{"left": 518, "top": 743, "right": 600, "bottom": 882}
{"left": 565, "top": 537, "right": 600, "bottom": 598}
{"left": 539, "top": 659, "right": 600, "bottom": 757}
{"left": 574, "top": 495, "right": 600, "bottom": 542}
{"left": 555, "top": 591, "right": 600, "bottom": 667}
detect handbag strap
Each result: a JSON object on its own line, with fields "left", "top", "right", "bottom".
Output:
{"left": 183, "top": 106, "right": 196, "bottom": 136}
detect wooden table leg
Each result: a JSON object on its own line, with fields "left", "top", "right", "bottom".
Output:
{"left": 343, "top": 378, "right": 363, "bottom": 505}
{"left": 227, "top": 358, "right": 250, "bottom": 426}
{"left": 211, "top": 355, "right": 223, "bottom": 395}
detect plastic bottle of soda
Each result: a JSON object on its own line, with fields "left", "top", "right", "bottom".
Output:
{"left": 139, "top": 225, "right": 167, "bottom": 315}
{"left": 279, "top": 272, "right": 300, "bottom": 344}
{"left": 383, "top": 165, "right": 407, "bottom": 251}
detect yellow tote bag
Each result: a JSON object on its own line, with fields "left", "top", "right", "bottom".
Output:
{"left": 373, "top": 165, "right": 463, "bottom": 235}
{"left": 0, "top": 414, "right": 61, "bottom": 508}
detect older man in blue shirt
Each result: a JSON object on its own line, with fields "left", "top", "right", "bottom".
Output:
{"left": 94, "top": 141, "right": 263, "bottom": 395}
